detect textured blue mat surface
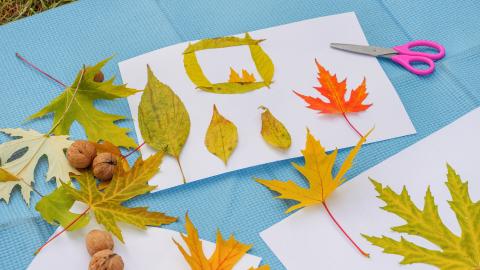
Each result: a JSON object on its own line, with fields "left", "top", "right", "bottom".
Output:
{"left": 0, "top": 0, "right": 479, "bottom": 269}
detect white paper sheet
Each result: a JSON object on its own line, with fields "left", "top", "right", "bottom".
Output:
{"left": 119, "top": 12, "right": 415, "bottom": 191}
{"left": 28, "top": 220, "right": 261, "bottom": 270}
{"left": 260, "top": 108, "right": 480, "bottom": 269}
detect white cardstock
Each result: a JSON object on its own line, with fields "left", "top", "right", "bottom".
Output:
{"left": 260, "top": 108, "right": 480, "bottom": 269}
{"left": 28, "top": 219, "right": 261, "bottom": 270}
{"left": 119, "top": 12, "right": 415, "bottom": 190}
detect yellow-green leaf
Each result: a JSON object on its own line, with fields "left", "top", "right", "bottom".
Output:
{"left": 259, "top": 106, "right": 291, "bottom": 149}
{"left": 29, "top": 57, "right": 138, "bottom": 148}
{"left": 138, "top": 66, "right": 191, "bottom": 158}
{"left": 364, "top": 164, "right": 480, "bottom": 269}
{"left": 204, "top": 105, "right": 238, "bottom": 165}
{"left": 0, "top": 168, "right": 18, "bottom": 182}
{"left": 247, "top": 33, "right": 274, "bottom": 86}
{"left": 40, "top": 152, "right": 177, "bottom": 242}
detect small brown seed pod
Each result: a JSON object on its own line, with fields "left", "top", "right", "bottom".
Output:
{"left": 93, "top": 152, "right": 118, "bottom": 181}
{"left": 93, "top": 71, "right": 104, "bottom": 82}
{"left": 89, "top": 249, "right": 124, "bottom": 270}
{"left": 85, "top": 230, "right": 114, "bottom": 256}
{"left": 66, "top": 140, "right": 97, "bottom": 169}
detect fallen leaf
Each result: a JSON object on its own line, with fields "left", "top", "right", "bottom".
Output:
{"left": 138, "top": 65, "right": 190, "bottom": 182}
{"left": 294, "top": 59, "right": 371, "bottom": 136}
{"left": 256, "top": 129, "right": 370, "bottom": 212}
{"left": 259, "top": 106, "right": 291, "bottom": 149}
{"left": 256, "top": 129, "right": 371, "bottom": 257}
{"left": 29, "top": 57, "right": 138, "bottom": 148}
{"left": 174, "top": 214, "right": 269, "bottom": 270}
{"left": 0, "top": 128, "right": 78, "bottom": 204}
{"left": 364, "top": 165, "right": 480, "bottom": 269}
{"left": 93, "top": 141, "right": 122, "bottom": 156}
{"left": 183, "top": 33, "right": 274, "bottom": 94}
{"left": 205, "top": 105, "right": 238, "bottom": 164}
{"left": 37, "top": 152, "right": 177, "bottom": 242}
{"left": 228, "top": 68, "right": 256, "bottom": 83}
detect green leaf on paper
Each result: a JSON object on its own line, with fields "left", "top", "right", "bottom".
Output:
{"left": 364, "top": 165, "right": 480, "bottom": 269}
{"left": 0, "top": 128, "right": 78, "bottom": 204}
{"left": 204, "top": 105, "right": 238, "bottom": 165}
{"left": 38, "top": 152, "right": 177, "bottom": 242}
{"left": 183, "top": 33, "right": 274, "bottom": 94}
{"left": 29, "top": 57, "right": 138, "bottom": 148}
{"left": 138, "top": 66, "right": 191, "bottom": 158}
{"left": 259, "top": 106, "right": 291, "bottom": 150}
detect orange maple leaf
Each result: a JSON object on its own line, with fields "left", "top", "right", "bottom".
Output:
{"left": 294, "top": 59, "right": 372, "bottom": 136}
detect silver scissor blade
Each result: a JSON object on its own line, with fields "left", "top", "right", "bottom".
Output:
{"left": 330, "top": 43, "right": 397, "bottom": 58}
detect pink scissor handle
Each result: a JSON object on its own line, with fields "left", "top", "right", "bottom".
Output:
{"left": 391, "top": 54, "right": 435, "bottom": 76}
{"left": 393, "top": 40, "right": 445, "bottom": 60}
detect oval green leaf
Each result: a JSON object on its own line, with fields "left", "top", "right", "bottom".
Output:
{"left": 205, "top": 105, "right": 238, "bottom": 164}
{"left": 260, "top": 106, "right": 291, "bottom": 149}
{"left": 138, "top": 66, "right": 191, "bottom": 158}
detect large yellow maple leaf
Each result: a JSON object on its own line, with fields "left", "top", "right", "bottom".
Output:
{"left": 174, "top": 214, "right": 269, "bottom": 270}
{"left": 37, "top": 152, "right": 176, "bottom": 243}
{"left": 256, "top": 129, "right": 370, "bottom": 213}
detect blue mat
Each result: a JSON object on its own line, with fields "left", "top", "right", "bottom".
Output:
{"left": 0, "top": 0, "right": 479, "bottom": 269}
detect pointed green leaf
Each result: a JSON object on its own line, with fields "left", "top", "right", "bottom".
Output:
{"left": 138, "top": 66, "right": 191, "bottom": 158}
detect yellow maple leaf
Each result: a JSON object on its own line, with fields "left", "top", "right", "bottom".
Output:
{"left": 47, "top": 152, "right": 176, "bottom": 242}
{"left": 256, "top": 128, "right": 370, "bottom": 213}
{"left": 256, "top": 129, "right": 371, "bottom": 257}
{"left": 228, "top": 67, "right": 256, "bottom": 83}
{"left": 174, "top": 214, "right": 269, "bottom": 270}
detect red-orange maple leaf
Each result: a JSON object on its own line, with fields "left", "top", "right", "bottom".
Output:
{"left": 294, "top": 59, "right": 372, "bottom": 137}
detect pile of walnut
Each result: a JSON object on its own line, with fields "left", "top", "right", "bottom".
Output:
{"left": 67, "top": 140, "right": 118, "bottom": 182}
{"left": 86, "top": 230, "right": 124, "bottom": 270}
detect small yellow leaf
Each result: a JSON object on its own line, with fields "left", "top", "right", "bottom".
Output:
{"left": 174, "top": 214, "right": 264, "bottom": 270}
{"left": 256, "top": 128, "right": 370, "bottom": 213}
{"left": 0, "top": 168, "right": 18, "bottom": 182}
{"left": 259, "top": 106, "right": 291, "bottom": 149}
{"left": 205, "top": 105, "right": 238, "bottom": 165}
{"left": 228, "top": 67, "right": 256, "bottom": 83}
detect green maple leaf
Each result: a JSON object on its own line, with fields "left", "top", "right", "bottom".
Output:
{"left": 29, "top": 57, "right": 138, "bottom": 148}
{"left": 36, "top": 152, "right": 177, "bottom": 241}
{"left": 364, "top": 164, "right": 480, "bottom": 269}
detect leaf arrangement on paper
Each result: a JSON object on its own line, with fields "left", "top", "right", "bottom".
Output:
{"left": 35, "top": 152, "right": 176, "bottom": 253}
{"left": 174, "top": 214, "right": 269, "bottom": 270}
{"left": 29, "top": 57, "right": 138, "bottom": 148}
{"left": 295, "top": 59, "right": 371, "bottom": 137}
{"left": 0, "top": 128, "right": 78, "bottom": 204}
{"left": 365, "top": 165, "right": 480, "bottom": 270}
{"left": 256, "top": 128, "right": 371, "bottom": 257}
{"left": 183, "top": 33, "right": 274, "bottom": 94}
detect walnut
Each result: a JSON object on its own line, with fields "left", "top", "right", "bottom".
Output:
{"left": 93, "top": 152, "right": 118, "bottom": 181}
{"left": 66, "top": 140, "right": 97, "bottom": 169}
{"left": 85, "top": 230, "right": 114, "bottom": 256}
{"left": 89, "top": 249, "right": 124, "bottom": 270}
{"left": 93, "top": 71, "right": 104, "bottom": 82}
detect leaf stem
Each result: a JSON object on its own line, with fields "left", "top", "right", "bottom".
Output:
{"left": 47, "top": 66, "right": 85, "bottom": 135}
{"left": 342, "top": 113, "right": 364, "bottom": 138}
{"left": 15, "top": 53, "right": 67, "bottom": 87}
{"left": 122, "top": 141, "right": 146, "bottom": 159}
{"left": 34, "top": 206, "right": 91, "bottom": 255}
{"left": 175, "top": 157, "right": 187, "bottom": 184}
{"left": 322, "top": 201, "right": 369, "bottom": 258}
{"left": 20, "top": 178, "right": 44, "bottom": 197}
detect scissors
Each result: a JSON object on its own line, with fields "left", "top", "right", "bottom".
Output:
{"left": 330, "top": 40, "right": 445, "bottom": 76}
